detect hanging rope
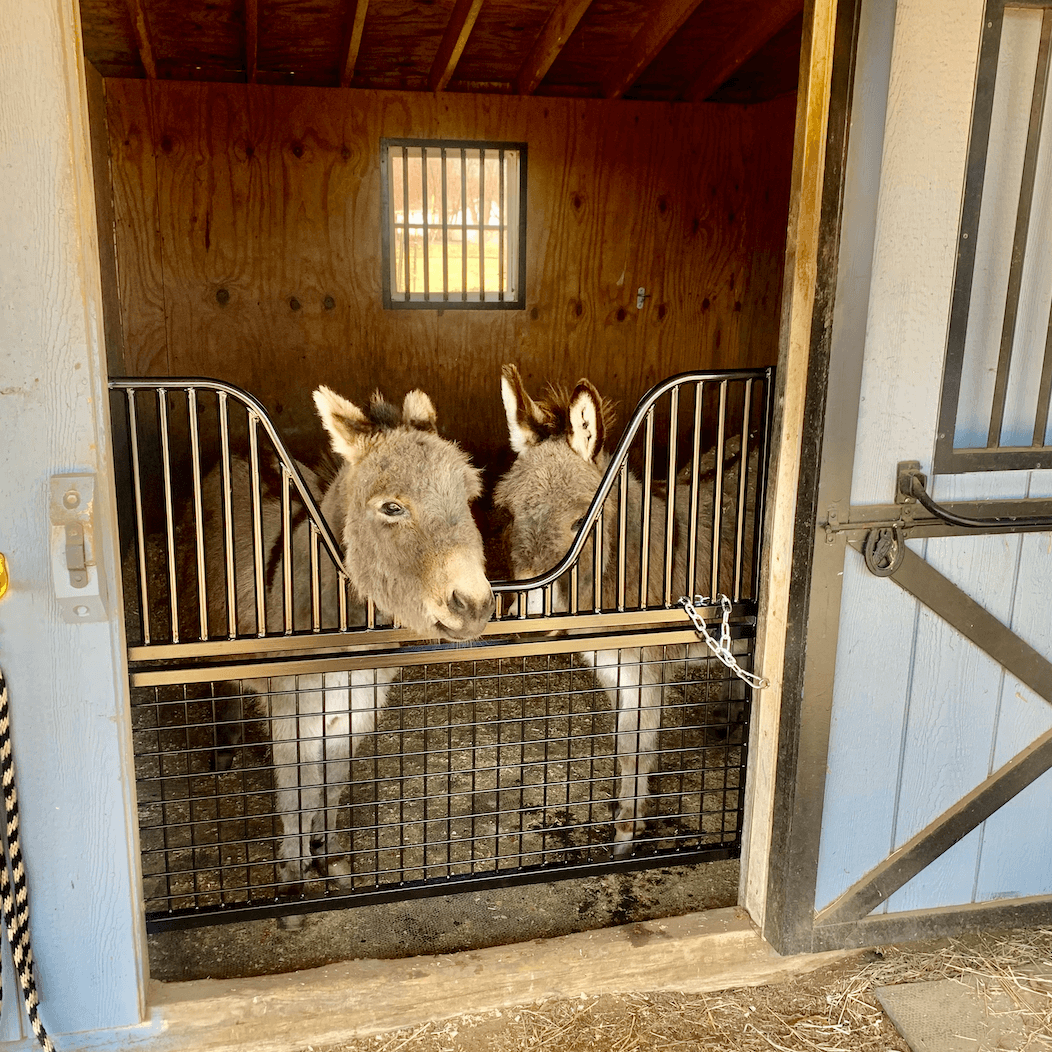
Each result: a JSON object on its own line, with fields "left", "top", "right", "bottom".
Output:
{"left": 0, "top": 668, "right": 54, "bottom": 1052}
{"left": 679, "top": 594, "right": 769, "bottom": 690}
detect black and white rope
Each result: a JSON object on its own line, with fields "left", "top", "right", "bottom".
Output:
{"left": 0, "top": 668, "right": 54, "bottom": 1052}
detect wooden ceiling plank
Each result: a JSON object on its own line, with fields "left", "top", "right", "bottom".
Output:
{"left": 245, "top": 0, "right": 258, "bottom": 83}
{"left": 514, "top": 0, "right": 594, "bottom": 95}
{"left": 682, "top": 0, "right": 802, "bottom": 101}
{"left": 339, "top": 0, "right": 370, "bottom": 88}
{"left": 428, "top": 0, "right": 485, "bottom": 93}
{"left": 601, "top": 0, "right": 704, "bottom": 99}
{"left": 122, "top": 0, "right": 157, "bottom": 78}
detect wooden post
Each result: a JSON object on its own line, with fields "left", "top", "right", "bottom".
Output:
{"left": 0, "top": 0, "right": 146, "bottom": 1039}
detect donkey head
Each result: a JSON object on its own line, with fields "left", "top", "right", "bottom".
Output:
{"left": 314, "top": 385, "right": 494, "bottom": 640}
{"left": 493, "top": 364, "right": 617, "bottom": 605}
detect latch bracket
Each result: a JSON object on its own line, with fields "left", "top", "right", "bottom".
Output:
{"left": 49, "top": 474, "right": 107, "bottom": 622}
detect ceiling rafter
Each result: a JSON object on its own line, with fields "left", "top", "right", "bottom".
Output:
{"left": 122, "top": 0, "right": 157, "bottom": 78}
{"left": 339, "top": 0, "right": 370, "bottom": 88}
{"left": 514, "top": 0, "right": 594, "bottom": 96}
{"left": 245, "top": 0, "right": 259, "bottom": 82}
{"left": 428, "top": 0, "right": 485, "bottom": 92}
{"left": 601, "top": 0, "right": 705, "bottom": 100}
{"left": 682, "top": 0, "right": 802, "bottom": 101}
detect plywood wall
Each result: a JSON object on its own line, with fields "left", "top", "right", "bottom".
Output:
{"left": 103, "top": 80, "right": 793, "bottom": 472}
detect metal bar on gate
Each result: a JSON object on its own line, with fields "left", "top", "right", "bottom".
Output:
{"left": 639, "top": 407, "right": 654, "bottom": 607}
{"left": 157, "top": 388, "right": 181, "bottom": 643}
{"left": 987, "top": 10, "right": 1052, "bottom": 447}
{"left": 441, "top": 147, "right": 449, "bottom": 302}
{"left": 421, "top": 146, "right": 430, "bottom": 302}
{"left": 125, "top": 389, "right": 151, "bottom": 646}
{"left": 664, "top": 387, "right": 680, "bottom": 606}
{"left": 248, "top": 413, "right": 266, "bottom": 636}
{"left": 478, "top": 148, "right": 486, "bottom": 300}
{"left": 592, "top": 511, "right": 603, "bottom": 613}
{"left": 309, "top": 521, "right": 321, "bottom": 632}
{"left": 218, "top": 391, "right": 237, "bottom": 639}
{"left": 281, "top": 466, "right": 293, "bottom": 634}
{"left": 733, "top": 379, "right": 753, "bottom": 602}
{"left": 685, "top": 381, "right": 703, "bottom": 599}
{"left": 616, "top": 463, "right": 629, "bottom": 611}
{"left": 710, "top": 382, "right": 727, "bottom": 599}
{"left": 187, "top": 387, "right": 209, "bottom": 640}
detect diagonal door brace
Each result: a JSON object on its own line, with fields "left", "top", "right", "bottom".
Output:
{"left": 815, "top": 543, "right": 1052, "bottom": 928}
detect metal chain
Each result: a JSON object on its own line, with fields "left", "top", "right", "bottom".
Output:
{"left": 679, "top": 594, "right": 769, "bottom": 690}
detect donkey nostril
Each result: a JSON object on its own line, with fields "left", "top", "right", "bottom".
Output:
{"left": 449, "top": 590, "right": 468, "bottom": 614}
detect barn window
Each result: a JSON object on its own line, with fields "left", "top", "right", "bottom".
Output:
{"left": 380, "top": 138, "right": 527, "bottom": 310}
{"left": 935, "top": 0, "right": 1052, "bottom": 472}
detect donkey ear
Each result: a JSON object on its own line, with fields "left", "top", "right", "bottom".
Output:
{"left": 566, "top": 380, "right": 605, "bottom": 462}
{"left": 402, "top": 389, "right": 438, "bottom": 431}
{"left": 501, "top": 363, "right": 547, "bottom": 453}
{"left": 313, "top": 385, "right": 369, "bottom": 464}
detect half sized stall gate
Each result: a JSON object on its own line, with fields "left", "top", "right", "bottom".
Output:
{"left": 108, "top": 369, "right": 773, "bottom": 929}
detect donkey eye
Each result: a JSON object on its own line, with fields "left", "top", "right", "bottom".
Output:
{"left": 571, "top": 516, "right": 587, "bottom": 533}
{"left": 379, "top": 501, "right": 407, "bottom": 519}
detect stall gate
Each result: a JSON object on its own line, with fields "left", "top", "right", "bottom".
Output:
{"left": 108, "top": 369, "right": 773, "bottom": 930}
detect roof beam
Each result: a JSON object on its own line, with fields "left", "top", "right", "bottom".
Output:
{"left": 601, "top": 0, "right": 704, "bottom": 99}
{"left": 123, "top": 0, "right": 157, "bottom": 78}
{"left": 514, "top": 0, "right": 594, "bottom": 95}
{"left": 245, "top": 0, "right": 258, "bottom": 83}
{"left": 428, "top": 0, "right": 485, "bottom": 92}
{"left": 682, "top": 0, "right": 802, "bottom": 101}
{"left": 339, "top": 0, "right": 370, "bottom": 88}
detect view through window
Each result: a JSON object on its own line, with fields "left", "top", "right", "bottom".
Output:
{"left": 381, "top": 139, "right": 527, "bottom": 309}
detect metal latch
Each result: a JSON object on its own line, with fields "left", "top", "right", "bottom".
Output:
{"left": 49, "top": 474, "right": 107, "bottom": 622}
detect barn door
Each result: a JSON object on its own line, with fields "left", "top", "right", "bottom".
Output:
{"left": 753, "top": 0, "right": 1052, "bottom": 954}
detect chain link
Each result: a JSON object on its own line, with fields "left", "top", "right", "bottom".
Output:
{"left": 679, "top": 594, "right": 769, "bottom": 690}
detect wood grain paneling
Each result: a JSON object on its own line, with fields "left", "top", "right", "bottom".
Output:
{"left": 105, "top": 79, "right": 792, "bottom": 470}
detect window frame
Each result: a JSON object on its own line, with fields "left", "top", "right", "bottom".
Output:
{"left": 934, "top": 0, "right": 1052, "bottom": 473}
{"left": 379, "top": 137, "right": 528, "bottom": 311}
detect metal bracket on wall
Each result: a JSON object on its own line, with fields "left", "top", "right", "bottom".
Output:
{"left": 49, "top": 474, "right": 107, "bottom": 623}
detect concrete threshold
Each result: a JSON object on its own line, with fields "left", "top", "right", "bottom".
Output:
{"left": 139, "top": 908, "right": 854, "bottom": 1052}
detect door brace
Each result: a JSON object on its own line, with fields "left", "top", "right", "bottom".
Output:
{"left": 814, "top": 543, "right": 1052, "bottom": 927}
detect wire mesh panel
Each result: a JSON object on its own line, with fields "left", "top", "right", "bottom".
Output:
{"left": 131, "top": 642, "right": 752, "bottom": 925}
{"left": 110, "top": 370, "right": 771, "bottom": 930}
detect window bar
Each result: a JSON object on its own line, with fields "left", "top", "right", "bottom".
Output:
{"left": 733, "top": 379, "right": 755, "bottom": 602}
{"left": 710, "top": 382, "right": 728, "bottom": 600}
{"left": 461, "top": 149, "right": 468, "bottom": 302}
{"left": 441, "top": 147, "right": 449, "bottom": 302}
{"left": 125, "top": 389, "right": 151, "bottom": 645}
{"left": 186, "top": 387, "right": 209, "bottom": 641}
{"left": 685, "top": 381, "right": 704, "bottom": 599}
{"left": 987, "top": 9, "right": 1052, "bottom": 447}
{"left": 217, "top": 391, "right": 237, "bottom": 639}
{"left": 639, "top": 407, "right": 655, "bottom": 608}
{"left": 280, "top": 466, "right": 293, "bottom": 634}
{"left": 421, "top": 147, "right": 430, "bottom": 302}
{"left": 934, "top": 9, "right": 1003, "bottom": 469}
{"left": 498, "top": 149, "right": 506, "bottom": 300}
{"left": 247, "top": 413, "right": 266, "bottom": 637}
{"left": 157, "top": 388, "right": 180, "bottom": 644}
{"left": 401, "top": 146, "right": 411, "bottom": 302}
{"left": 1033, "top": 288, "right": 1052, "bottom": 445}
{"left": 478, "top": 148, "right": 485, "bottom": 301}
{"left": 663, "top": 387, "right": 680, "bottom": 606}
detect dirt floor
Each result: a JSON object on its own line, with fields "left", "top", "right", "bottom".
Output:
{"left": 299, "top": 925, "right": 1052, "bottom": 1052}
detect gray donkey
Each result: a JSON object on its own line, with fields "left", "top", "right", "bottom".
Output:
{"left": 198, "top": 385, "right": 494, "bottom": 886}
{"left": 494, "top": 364, "right": 749, "bottom": 857}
